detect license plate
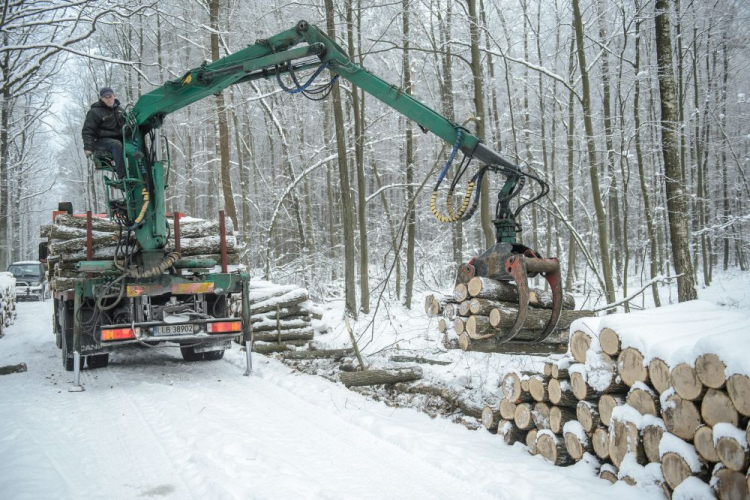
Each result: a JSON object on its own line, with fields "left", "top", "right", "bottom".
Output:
{"left": 153, "top": 324, "right": 195, "bottom": 336}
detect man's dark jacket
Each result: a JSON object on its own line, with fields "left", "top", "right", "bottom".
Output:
{"left": 81, "top": 99, "right": 125, "bottom": 151}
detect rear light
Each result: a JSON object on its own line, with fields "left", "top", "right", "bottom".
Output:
{"left": 101, "top": 327, "right": 138, "bottom": 341}
{"left": 207, "top": 321, "right": 242, "bottom": 333}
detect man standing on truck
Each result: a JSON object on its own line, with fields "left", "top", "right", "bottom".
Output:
{"left": 81, "top": 87, "right": 126, "bottom": 178}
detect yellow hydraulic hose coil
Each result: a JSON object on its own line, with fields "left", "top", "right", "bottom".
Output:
{"left": 133, "top": 188, "right": 149, "bottom": 225}
{"left": 429, "top": 181, "right": 476, "bottom": 223}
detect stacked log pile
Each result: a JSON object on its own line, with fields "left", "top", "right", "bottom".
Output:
{"left": 242, "top": 280, "right": 322, "bottom": 354}
{"left": 425, "top": 277, "right": 593, "bottom": 355}
{"left": 0, "top": 273, "right": 17, "bottom": 336}
{"left": 41, "top": 214, "right": 241, "bottom": 291}
{"left": 490, "top": 301, "right": 750, "bottom": 499}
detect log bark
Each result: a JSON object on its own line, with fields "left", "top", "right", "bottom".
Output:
{"left": 576, "top": 401, "right": 600, "bottom": 434}
{"left": 252, "top": 341, "right": 308, "bottom": 354}
{"left": 648, "top": 358, "right": 672, "bottom": 394}
{"left": 251, "top": 290, "right": 309, "bottom": 315}
{"left": 467, "top": 276, "right": 575, "bottom": 310}
{"left": 497, "top": 419, "right": 526, "bottom": 445}
{"left": 694, "top": 425, "right": 720, "bottom": 463}
{"left": 389, "top": 355, "right": 452, "bottom": 366}
{"left": 488, "top": 304, "right": 591, "bottom": 333}
{"left": 726, "top": 374, "right": 750, "bottom": 417}
{"left": 457, "top": 300, "right": 471, "bottom": 317}
{"left": 570, "top": 368, "right": 627, "bottom": 401}
{"left": 453, "top": 318, "right": 466, "bottom": 335}
{"left": 617, "top": 347, "right": 649, "bottom": 387}
{"left": 549, "top": 379, "right": 578, "bottom": 407}
{"left": 716, "top": 431, "right": 749, "bottom": 472}
{"left": 252, "top": 328, "right": 314, "bottom": 343}
{"left": 599, "top": 394, "right": 624, "bottom": 427}
{"left": 564, "top": 428, "right": 593, "bottom": 461}
{"left": 252, "top": 318, "right": 312, "bottom": 333}
{"left": 0, "top": 362, "right": 27, "bottom": 376}
{"left": 282, "top": 348, "right": 353, "bottom": 360}
{"left": 642, "top": 420, "right": 665, "bottom": 464}
{"left": 609, "top": 417, "right": 646, "bottom": 468}
{"left": 528, "top": 375, "right": 551, "bottom": 403}
{"left": 569, "top": 331, "right": 592, "bottom": 363}
{"left": 671, "top": 362, "right": 706, "bottom": 401}
{"left": 662, "top": 392, "right": 702, "bottom": 441}
{"left": 598, "top": 327, "right": 621, "bottom": 356}
{"left": 532, "top": 402, "right": 551, "bottom": 430}
{"left": 458, "top": 333, "right": 566, "bottom": 355}
{"left": 339, "top": 367, "right": 423, "bottom": 387}
{"left": 543, "top": 362, "right": 553, "bottom": 377}
{"left": 713, "top": 468, "right": 749, "bottom": 500}
{"left": 701, "top": 389, "right": 740, "bottom": 427}
{"left": 526, "top": 428, "right": 538, "bottom": 454}
{"left": 592, "top": 427, "right": 610, "bottom": 460}
{"left": 537, "top": 432, "right": 575, "bottom": 466}
{"left": 482, "top": 406, "right": 502, "bottom": 431}
{"left": 514, "top": 402, "right": 535, "bottom": 430}
{"left": 551, "top": 359, "right": 571, "bottom": 379}
{"left": 661, "top": 451, "right": 696, "bottom": 490}
{"left": 695, "top": 353, "right": 727, "bottom": 389}
{"left": 424, "top": 293, "right": 450, "bottom": 317}
{"left": 550, "top": 405, "right": 576, "bottom": 434}
{"left": 627, "top": 385, "right": 661, "bottom": 416}
{"left": 465, "top": 314, "right": 494, "bottom": 338}
{"left": 469, "top": 297, "right": 503, "bottom": 316}
{"left": 500, "top": 399, "right": 517, "bottom": 420}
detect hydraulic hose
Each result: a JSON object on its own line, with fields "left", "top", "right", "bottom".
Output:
{"left": 126, "top": 251, "right": 181, "bottom": 279}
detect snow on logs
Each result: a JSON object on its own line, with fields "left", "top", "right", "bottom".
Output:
{"left": 0, "top": 273, "right": 17, "bottom": 336}
{"left": 490, "top": 300, "right": 750, "bottom": 498}
{"left": 425, "top": 276, "right": 591, "bottom": 354}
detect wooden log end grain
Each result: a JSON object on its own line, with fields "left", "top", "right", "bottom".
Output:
{"left": 671, "top": 362, "right": 706, "bottom": 401}
{"left": 714, "top": 424, "right": 750, "bottom": 472}
{"left": 548, "top": 378, "right": 578, "bottom": 407}
{"left": 609, "top": 418, "right": 646, "bottom": 468}
{"left": 576, "top": 400, "right": 600, "bottom": 434}
{"left": 695, "top": 353, "right": 727, "bottom": 390}
{"left": 627, "top": 384, "right": 661, "bottom": 416}
{"left": 599, "top": 465, "right": 618, "bottom": 484}
{"left": 701, "top": 388, "right": 739, "bottom": 428}
{"left": 514, "top": 402, "right": 535, "bottom": 431}
{"left": 537, "top": 431, "right": 575, "bottom": 466}
{"left": 499, "top": 399, "right": 517, "bottom": 420}
{"left": 570, "top": 370, "right": 588, "bottom": 401}
{"left": 532, "top": 402, "right": 551, "bottom": 430}
{"left": 598, "top": 394, "right": 624, "bottom": 428}
{"left": 642, "top": 420, "right": 665, "bottom": 464}
{"left": 592, "top": 427, "right": 610, "bottom": 460}
{"left": 713, "top": 467, "right": 749, "bottom": 500}
{"left": 648, "top": 358, "right": 672, "bottom": 395}
{"left": 453, "top": 318, "right": 466, "bottom": 336}
{"left": 617, "top": 347, "right": 649, "bottom": 387}
{"left": 726, "top": 373, "right": 750, "bottom": 417}
{"left": 528, "top": 374, "right": 550, "bottom": 403}
{"left": 458, "top": 300, "right": 472, "bottom": 317}
{"left": 662, "top": 392, "right": 702, "bottom": 442}
{"left": 482, "top": 406, "right": 501, "bottom": 432}
{"left": 550, "top": 405, "right": 577, "bottom": 435}
{"left": 693, "top": 425, "right": 720, "bottom": 463}
{"left": 564, "top": 425, "right": 592, "bottom": 461}
{"left": 569, "top": 330, "right": 592, "bottom": 364}
{"left": 424, "top": 294, "right": 436, "bottom": 317}
{"left": 453, "top": 283, "right": 469, "bottom": 302}
{"left": 526, "top": 428, "right": 538, "bottom": 455}
{"left": 599, "top": 327, "right": 621, "bottom": 356}
{"left": 544, "top": 362, "right": 553, "bottom": 377}
{"left": 661, "top": 451, "right": 696, "bottom": 490}
{"left": 437, "top": 318, "right": 447, "bottom": 334}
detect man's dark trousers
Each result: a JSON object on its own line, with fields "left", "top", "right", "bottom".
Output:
{"left": 95, "top": 137, "right": 125, "bottom": 178}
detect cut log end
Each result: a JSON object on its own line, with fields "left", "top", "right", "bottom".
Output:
{"left": 713, "top": 468, "right": 749, "bottom": 500}
{"left": 537, "top": 432, "right": 574, "bottom": 466}
{"left": 716, "top": 435, "right": 750, "bottom": 472}
{"left": 599, "top": 327, "right": 620, "bottom": 356}
{"left": 662, "top": 393, "right": 702, "bottom": 442}
{"left": 618, "top": 347, "right": 648, "bottom": 387}
{"left": 642, "top": 422, "right": 664, "bottom": 464}
{"left": 598, "top": 394, "right": 623, "bottom": 428}
{"left": 564, "top": 430, "right": 590, "bottom": 461}
{"left": 695, "top": 353, "right": 727, "bottom": 389}
{"left": 576, "top": 401, "right": 600, "bottom": 433}
{"left": 592, "top": 427, "right": 610, "bottom": 460}
{"left": 569, "top": 331, "right": 591, "bottom": 364}
{"left": 661, "top": 452, "right": 694, "bottom": 490}
{"left": 693, "top": 425, "right": 719, "bottom": 463}
{"left": 727, "top": 374, "right": 750, "bottom": 417}
{"left": 701, "top": 388, "right": 739, "bottom": 428}
{"left": 648, "top": 358, "right": 671, "bottom": 394}
{"left": 671, "top": 362, "right": 706, "bottom": 401}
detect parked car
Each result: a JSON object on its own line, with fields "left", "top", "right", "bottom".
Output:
{"left": 7, "top": 261, "right": 49, "bottom": 301}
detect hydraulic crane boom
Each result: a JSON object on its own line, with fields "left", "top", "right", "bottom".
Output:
{"left": 107, "top": 20, "right": 562, "bottom": 344}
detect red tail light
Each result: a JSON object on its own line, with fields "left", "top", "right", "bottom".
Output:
{"left": 207, "top": 321, "right": 242, "bottom": 333}
{"left": 101, "top": 327, "right": 137, "bottom": 341}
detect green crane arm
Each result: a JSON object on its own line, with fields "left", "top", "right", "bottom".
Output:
{"left": 121, "top": 20, "right": 535, "bottom": 257}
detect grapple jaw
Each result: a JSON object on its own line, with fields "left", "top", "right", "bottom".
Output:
{"left": 461, "top": 242, "right": 563, "bottom": 343}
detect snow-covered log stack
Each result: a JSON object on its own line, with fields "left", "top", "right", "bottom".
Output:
{"left": 492, "top": 301, "right": 750, "bottom": 499}
{"left": 0, "top": 272, "right": 17, "bottom": 336}
{"left": 426, "top": 277, "right": 592, "bottom": 355}
{"left": 42, "top": 214, "right": 241, "bottom": 292}
{"left": 241, "top": 280, "right": 322, "bottom": 353}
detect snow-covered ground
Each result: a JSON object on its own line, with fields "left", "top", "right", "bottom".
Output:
{"left": 1, "top": 301, "right": 662, "bottom": 500}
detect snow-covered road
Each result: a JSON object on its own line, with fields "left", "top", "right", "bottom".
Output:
{"left": 1, "top": 301, "right": 655, "bottom": 499}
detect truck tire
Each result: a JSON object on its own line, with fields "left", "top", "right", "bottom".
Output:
{"left": 204, "top": 349, "right": 225, "bottom": 361}
{"left": 87, "top": 353, "right": 109, "bottom": 369}
{"left": 180, "top": 346, "right": 204, "bottom": 362}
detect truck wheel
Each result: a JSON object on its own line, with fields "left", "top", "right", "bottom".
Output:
{"left": 204, "top": 349, "right": 225, "bottom": 361}
{"left": 180, "top": 346, "right": 204, "bottom": 362}
{"left": 87, "top": 353, "right": 109, "bottom": 369}
{"left": 61, "top": 335, "right": 74, "bottom": 372}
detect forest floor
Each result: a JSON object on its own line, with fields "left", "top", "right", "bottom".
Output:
{"left": 1, "top": 272, "right": 747, "bottom": 499}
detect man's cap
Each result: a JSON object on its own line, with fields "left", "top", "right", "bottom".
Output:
{"left": 99, "top": 87, "right": 114, "bottom": 97}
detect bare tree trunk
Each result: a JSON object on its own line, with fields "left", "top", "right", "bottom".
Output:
{"left": 403, "top": 0, "right": 416, "bottom": 309}
{"left": 565, "top": 32, "right": 577, "bottom": 291}
{"left": 208, "top": 0, "right": 237, "bottom": 229}
{"left": 571, "top": 0, "right": 616, "bottom": 305}
{"left": 654, "top": 0, "right": 697, "bottom": 301}
{"left": 325, "top": 0, "right": 357, "bottom": 317}
{"left": 347, "top": 0, "right": 369, "bottom": 313}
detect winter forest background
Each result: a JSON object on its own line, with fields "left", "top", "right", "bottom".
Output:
{"left": 1, "top": 0, "right": 748, "bottom": 317}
